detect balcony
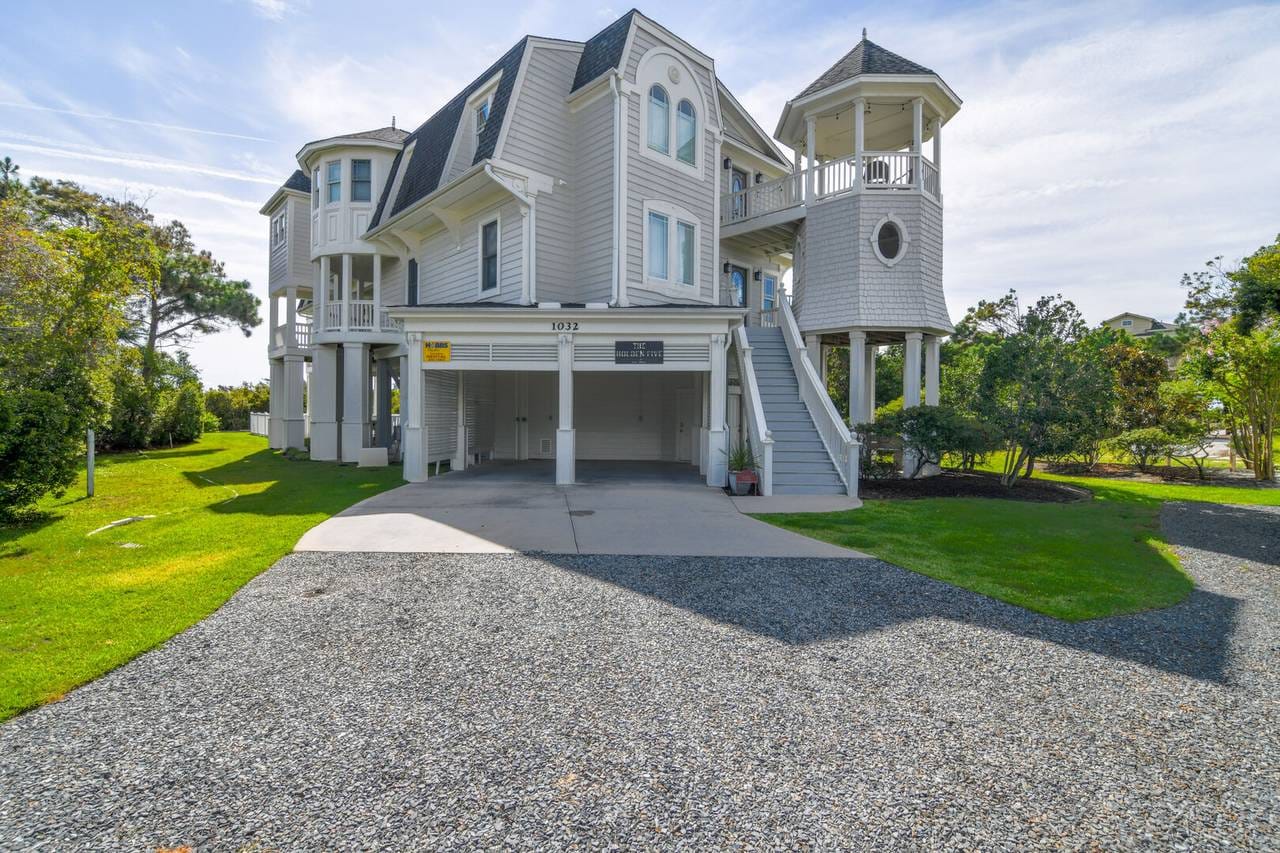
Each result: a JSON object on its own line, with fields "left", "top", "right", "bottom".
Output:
{"left": 721, "top": 152, "right": 941, "bottom": 230}
{"left": 320, "top": 300, "right": 403, "bottom": 334}
{"left": 269, "top": 320, "right": 312, "bottom": 352}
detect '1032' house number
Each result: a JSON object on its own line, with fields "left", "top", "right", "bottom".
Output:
{"left": 550, "top": 320, "right": 580, "bottom": 331}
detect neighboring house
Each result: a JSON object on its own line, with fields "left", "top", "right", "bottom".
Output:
{"left": 261, "top": 11, "right": 960, "bottom": 495}
{"left": 1101, "top": 312, "right": 1177, "bottom": 338}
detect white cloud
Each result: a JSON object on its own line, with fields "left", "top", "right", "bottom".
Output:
{"left": 246, "top": 0, "right": 301, "bottom": 21}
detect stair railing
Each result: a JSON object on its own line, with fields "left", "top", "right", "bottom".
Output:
{"left": 777, "top": 299, "right": 860, "bottom": 496}
{"left": 732, "top": 325, "right": 774, "bottom": 496}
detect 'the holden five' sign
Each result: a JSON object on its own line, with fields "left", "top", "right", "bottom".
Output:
{"left": 422, "top": 341, "right": 451, "bottom": 362}
{"left": 614, "top": 340, "right": 664, "bottom": 365}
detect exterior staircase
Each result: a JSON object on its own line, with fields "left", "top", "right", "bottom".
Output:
{"left": 744, "top": 326, "right": 847, "bottom": 495}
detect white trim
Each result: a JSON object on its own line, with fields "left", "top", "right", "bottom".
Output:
{"left": 870, "top": 214, "right": 909, "bottom": 267}
{"left": 715, "top": 81, "right": 789, "bottom": 167}
{"left": 632, "top": 15, "right": 714, "bottom": 76}
{"left": 642, "top": 199, "right": 701, "bottom": 297}
{"left": 477, "top": 212, "right": 501, "bottom": 297}
{"left": 493, "top": 47, "right": 534, "bottom": 159}
{"left": 634, "top": 46, "right": 705, "bottom": 181}
{"left": 615, "top": 75, "right": 630, "bottom": 306}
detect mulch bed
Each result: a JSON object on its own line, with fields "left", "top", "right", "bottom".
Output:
{"left": 860, "top": 471, "right": 1090, "bottom": 503}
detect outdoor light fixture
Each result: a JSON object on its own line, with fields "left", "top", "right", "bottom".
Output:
{"left": 722, "top": 262, "right": 731, "bottom": 274}
{"left": 722, "top": 157, "right": 732, "bottom": 170}
{"left": 753, "top": 270, "right": 762, "bottom": 281}
{"left": 754, "top": 172, "right": 764, "bottom": 183}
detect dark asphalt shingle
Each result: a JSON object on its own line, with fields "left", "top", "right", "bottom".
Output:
{"left": 798, "top": 37, "right": 935, "bottom": 99}
{"left": 281, "top": 169, "right": 310, "bottom": 194}
{"left": 571, "top": 9, "right": 637, "bottom": 92}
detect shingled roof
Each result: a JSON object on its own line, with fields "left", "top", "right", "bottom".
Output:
{"left": 797, "top": 36, "right": 935, "bottom": 99}
{"left": 282, "top": 169, "right": 310, "bottom": 193}
{"left": 571, "top": 9, "right": 637, "bottom": 92}
{"left": 370, "top": 38, "right": 528, "bottom": 230}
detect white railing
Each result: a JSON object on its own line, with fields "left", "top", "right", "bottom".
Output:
{"left": 813, "top": 153, "right": 859, "bottom": 198}
{"left": 248, "top": 411, "right": 269, "bottom": 437}
{"left": 379, "top": 309, "right": 402, "bottom": 332}
{"left": 758, "top": 307, "right": 781, "bottom": 328}
{"left": 720, "top": 152, "right": 941, "bottom": 226}
{"left": 348, "top": 300, "right": 376, "bottom": 331}
{"left": 777, "top": 298, "right": 859, "bottom": 496}
{"left": 862, "top": 151, "right": 916, "bottom": 190}
{"left": 294, "top": 321, "right": 312, "bottom": 346}
{"left": 324, "top": 303, "right": 342, "bottom": 331}
{"left": 921, "top": 158, "right": 940, "bottom": 199}
{"left": 732, "top": 325, "right": 774, "bottom": 496}
{"left": 721, "top": 171, "right": 804, "bottom": 226}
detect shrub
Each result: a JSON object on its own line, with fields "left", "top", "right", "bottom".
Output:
{"left": 1108, "top": 427, "right": 1178, "bottom": 471}
{"left": 0, "top": 388, "right": 82, "bottom": 519}
{"left": 150, "top": 381, "right": 205, "bottom": 446}
{"left": 859, "top": 405, "right": 999, "bottom": 479}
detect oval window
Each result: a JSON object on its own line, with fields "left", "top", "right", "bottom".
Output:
{"left": 876, "top": 221, "right": 902, "bottom": 261}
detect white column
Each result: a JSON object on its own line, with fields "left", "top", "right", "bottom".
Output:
{"left": 903, "top": 332, "right": 922, "bottom": 408}
{"left": 931, "top": 119, "right": 942, "bottom": 171}
{"left": 340, "top": 342, "right": 370, "bottom": 462}
{"left": 706, "top": 333, "right": 728, "bottom": 488}
{"left": 792, "top": 146, "right": 802, "bottom": 174}
{"left": 454, "top": 370, "right": 468, "bottom": 472}
{"left": 912, "top": 98, "right": 924, "bottom": 190}
{"left": 804, "top": 115, "right": 817, "bottom": 204}
{"left": 924, "top": 335, "right": 941, "bottom": 406}
{"left": 402, "top": 335, "right": 427, "bottom": 481}
{"left": 285, "top": 287, "right": 297, "bottom": 345}
{"left": 372, "top": 254, "right": 382, "bottom": 328}
{"left": 848, "top": 330, "right": 867, "bottom": 425}
{"left": 309, "top": 345, "right": 339, "bottom": 460}
{"left": 375, "top": 358, "right": 392, "bottom": 447}
{"left": 283, "top": 355, "right": 306, "bottom": 450}
{"left": 317, "top": 258, "right": 329, "bottom": 331}
{"left": 556, "top": 334, "right": 575, "bottom": 485}
{"left": 853, "top": 96, "right": 866, "bottom": 189}
{"left": 268, "top": 292, "right": 279, "bottom": 340}
{"left": 340, "top": 253, "right": 352, "bottom": 332}
{"left": 268, "top": 359, "right": 284, "bottom": 449}
{"left": 864, "top": 344, "right": 877, "bottom": 422}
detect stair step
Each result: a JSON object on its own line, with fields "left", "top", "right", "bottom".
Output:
{"left": 774, "top": 449, "right": 832, "bottom": 462}
{"left": 773, "top": 484, "right": 848, "bottom": 495}
{"left": 776, "top": 461, "right": 841, "bottom": 474}
{"left": 775, "top": 470, "right": 844, "bottom": 484}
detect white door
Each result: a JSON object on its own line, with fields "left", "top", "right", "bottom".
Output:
{"left": 675, "top": 388, "right": 694, "bottom": 462}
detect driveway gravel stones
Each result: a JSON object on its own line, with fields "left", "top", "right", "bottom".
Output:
{"left": 1, "top": 502, "right": 1276, "bottom": 849}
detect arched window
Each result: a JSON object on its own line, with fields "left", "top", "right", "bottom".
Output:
{"left": 676, "top": 99, "right": 696, "bottom": 165}
{"left": 647, "top": 85, "right": 670, "bottom": 154}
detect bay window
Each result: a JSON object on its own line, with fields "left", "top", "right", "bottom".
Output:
{"left": 326, "top": 161, "right": 341, "bottom": 204}
{"left": 351, "top": 159, "right": 371, "bottom": 202}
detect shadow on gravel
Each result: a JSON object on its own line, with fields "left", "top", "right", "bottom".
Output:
{"left": 1161, "top": 502, "right": 1279, "bottom": 568}
{"left": 550, "top": 555, "right": 1240, "bottom": 685}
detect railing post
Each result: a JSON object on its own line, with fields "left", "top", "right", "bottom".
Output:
{"left": 853, "top": 97, "right": 865, "bottom": 191}
{"left": 341, "top": 253, "right": 352, "bottom": 332}
{"left": 912, "top": 98, "right": 924, "bottom": 191}
{"left": 804, "top": 115, "right": 816, "bottom": 205}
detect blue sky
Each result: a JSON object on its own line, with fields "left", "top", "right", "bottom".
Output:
{"left": 5, "top": 0, "right": 1279, "bottom": 385}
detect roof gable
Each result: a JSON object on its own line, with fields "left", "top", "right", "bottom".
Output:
{"left": 571, "top": 9, "right": 636, "bottom": 91}
{"left": 798, "top": 36, "right": 935, "bottom": 99}
{"left": 371, "top": 39, "right": 529, "bottom": 229}
{"left": 283, "top": 169, "right": 311, "bottom": 193}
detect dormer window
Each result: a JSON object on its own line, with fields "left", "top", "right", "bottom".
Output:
{"left": 647, "top": 85, "right": 670, "bottom": 154}
{"left": 271, "top": 211, "right": 287, "bottom": 248}
{"left": 475, "top": 100, "right": 490, "bottom": 140}
{"left": 351, "top": 159, "right": 371, "bottom": 202}
{"left": 326, "top": 161, "right": 341, "bottom": 204}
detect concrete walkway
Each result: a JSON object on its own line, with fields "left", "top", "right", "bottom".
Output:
{"left": 296, "top": 461, "right": 864, "bottom": 557}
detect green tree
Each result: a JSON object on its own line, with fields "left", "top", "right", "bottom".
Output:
{"left": 1098, "top": 331, "right": 1170, "bottom": 431}
{"left": 125, "top": 221, "right": 260, "bottom": 387}
{"left": 1181, "top": 236, "right": 1280, "bottom": 332}
{"left": 0, "top": 191, "right": 153, "bottom": 516}
{"left": 965, "top": 291, "right": 1116, "bottom": 487}
{"left": 1181, "top": 319, "right": 1280, "bottom": 481}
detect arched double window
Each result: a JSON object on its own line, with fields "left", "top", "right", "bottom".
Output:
{"left": 647, "top": 85, "right": 669, "bottom": 154}
{"left": 676, "top": 99, "right": 696, "bottom": 165}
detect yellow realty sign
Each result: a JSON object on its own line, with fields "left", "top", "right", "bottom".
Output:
{"left": 422, "top": 341, "right": 451, "bottom": 362}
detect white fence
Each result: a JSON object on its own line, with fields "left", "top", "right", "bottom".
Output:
{"left": 248, "top": 411, "right": 269, "bottom": 437}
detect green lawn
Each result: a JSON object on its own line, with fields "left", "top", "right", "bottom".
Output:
{"left": 0, "top": 433, "right": 404, "bottom": 721}
{"left": 761, "top": 467, "right": 1278, "bottom": 622}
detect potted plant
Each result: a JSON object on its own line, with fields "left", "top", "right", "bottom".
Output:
{"left": 724, "top": 442, "right": 760, "bottom": 496}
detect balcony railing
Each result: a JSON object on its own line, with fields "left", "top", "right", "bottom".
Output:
{"left": 270, "top": 321, "right": 313, "bottom": 349}
{"left": 319, "top": 302, "right": 402, "bottom": 334}
{"left": 721, "top": 152, "right": 941, "bottom": 227}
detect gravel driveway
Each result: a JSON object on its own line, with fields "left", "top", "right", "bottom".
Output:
{"left": 0, "top": 503, "right": 1276, "bottom": 849}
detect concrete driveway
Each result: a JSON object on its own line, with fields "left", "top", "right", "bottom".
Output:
{"left": 296, "top": 460, "right": 863, "bottom": 557}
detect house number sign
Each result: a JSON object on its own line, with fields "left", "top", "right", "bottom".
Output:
{"left": 550, "top": 320, "right": 580, "bottom": 331}
{"left": 614, "top": 340, "right": 664, "bottom": 365}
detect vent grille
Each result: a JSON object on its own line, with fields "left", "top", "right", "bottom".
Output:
{"left": 540, "top": 438, "right": 552, "bottom": 454}
{"left": 493, "top": 343, "right": 557, "bottom": 362}
{"left": 450, "top": 343, "right": 490, "bottom": 362}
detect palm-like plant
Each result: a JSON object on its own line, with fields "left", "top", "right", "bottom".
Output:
{"left": 0, "top": 157, "right": 19, "bottom": 183}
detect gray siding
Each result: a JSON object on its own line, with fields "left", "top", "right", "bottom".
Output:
{"left": 573, "top": 92, "right": 615, "bottom": 304}
{"left": 500, "top": 44, "right": 581, "bottom": 303}
{"left": 380, "top": 256, "right": 405, "bottom": 306}
{"left": 416, "top": 198, "right": 524, "bottom": 305}
{"left": 796, "top": 193, "right": 951, "bottom": 333}
{"left": 621, "top": 26, "right": 720, "bottom": 307}
{"left": 288, "top": 196, "right": 311, "bottom": 284}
